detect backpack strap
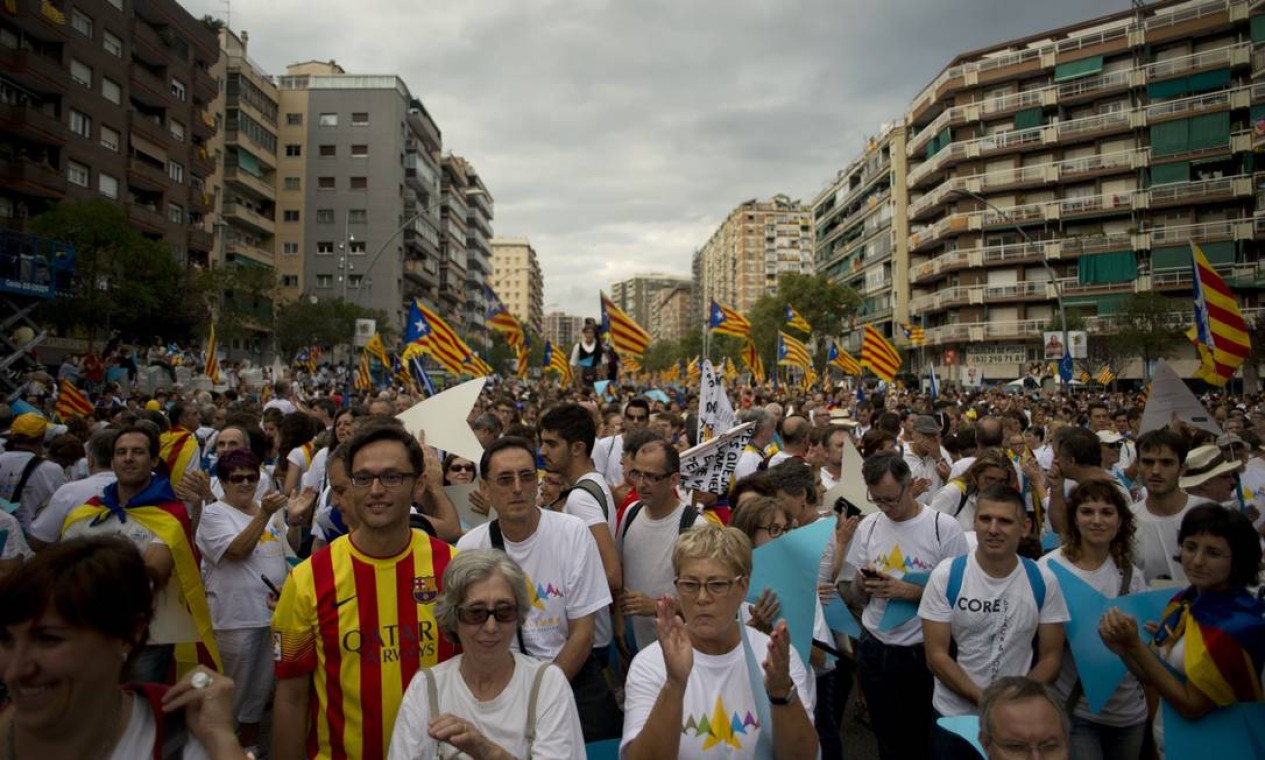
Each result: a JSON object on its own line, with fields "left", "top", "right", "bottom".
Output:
{"left": 523, "top": 662, "right": 550, "bottom": 753}
{"left": 1021, "top": 557, "right": 1046, "bottom": 613}
{"left": 488, "top": 520, "right": 530, "bottom": 657}
{"left": 946, "top": 554, "right": 968, "bottom": 609}
{"left": 621, "top": 501, "right": 645, "bottom": 540}
{"left": 12, "top": 454, "right": 44, "bottom": 507}
{"left": 1119, "top": 562, "right": 1134, "bottom": 597}
{"left": 565, "top": 478, "right": 610, "bottom": 521}
{"left": 421, "top": 667, "right": 439, "bottom": 725}
{"left": 679, "top": 505, "right": 700, "bottom": 532}
{"left": 950, "top": 480, "right": 970, "bottom": 517}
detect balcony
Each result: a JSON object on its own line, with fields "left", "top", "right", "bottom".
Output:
{"left": 192, "top": 109, "right": 215, "bottom": 142}
{"left": 1056, "top": 275, "right": 1138, "bottom": 297}
{"left": 190, "top": 145, "right": 215, "bottom": 176}
{"left": 9, "top": 0, "right": 70, "bottom": 42}
{"left": 129, "top": 115, "right": 171, "bottom": 150}
{"left": 0, "top": 157, "right": 66, "bottom": 198}
{"left": 126, "top": 156, "right": 168, "bottom": 192}
{"left": 924, "top": 323, "right": 972, "bottom": 344}
{"left": 187, "top": 226, "right": 212, "bottom": 252}
{"left": 983, "top": 280, "right": 1051, "bottom": 302}
{"left": 1146, "top": 88, "right": 1238, "bottom": 123}
{"left": 189, "top": 190, "right": 212, "bottom": 214}
{"left": 0, "top": 102, "right": 67, "bottom": 145}
{"left": 403, "top": 216, "right": 441, "bottom": 257}
{"left": 1056, "top": 189, "right": 1137, "bottom": 220}
{"left": 1055, "top": 110, "right": 1133, "bottom": 142}
{"left": 129, "top": 66, "right": 170, "bottom": 109}
{"left": 981, "top": 240, "right": 1046, "bottom": 266}
{"left": 0, "top": 47, "right": 68, "bottom": 96}
{"left": 193, "top": 67, "right": 217, "bottom": 103}
{"left": 225, "top": 237, "right": 272, "bottom": 266}
{"left": 404, "top": 153, "right": 439, "bottom": 193}
{"left": 222, "top": 201, "right": 275, "bottom": 236}
{"left": 131, "top": 19, "right": 171, "bottom": 66}
{"left": 1149, "top": 175, "right": 1252, "bottom": 207}
{"left": 1056, "top": 69, "right": 1134, "bottom": 106}
{"left": 126, "top": 203, "right": 166, "bottom": 234}
{"left": 980, "top": 319, "right": 1045, "bottom": 341}
{"left": 1148, "top": 219, "right": 1238, "bottom": 246}
{"left": 908, "top": 212, "right": 970, "bottom": 252}
{"left": 1053, "top": 231, "right": 1135, "bottom": 258}
{"left": 403, "top": 257, "right": 440, "bottom": 288}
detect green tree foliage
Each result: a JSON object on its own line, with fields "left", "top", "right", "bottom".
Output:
{"left": 30, "top": 199, "right": 185, "bottom": 345}
{"left": 273, "top": 298, "right": 393, "bottom": 357}
{"left": 748, "top": 273, "right": 860, "bottom": 368}
{"left": 186, "top": 263, "right": 278, "bottom": 342}
{"left": 1103, "top": 292, "right": 1187, "bottom": 380}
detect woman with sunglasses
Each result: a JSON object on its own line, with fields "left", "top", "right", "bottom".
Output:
{"left": 387, "top": 549, "right": 583, "bottom": 759}
{"left": 441, "top": 454, "right": 478, "bottom": 486}
{"left": 195, "top": 448, "right": 290, "bottom": 755}
{"left": 622, "top": 524, "right": 818, "bottom": 759}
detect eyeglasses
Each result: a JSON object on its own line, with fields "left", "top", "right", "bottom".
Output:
{"left": 226, "top": 473, "right": 260, "bottom": 485}
{"left": 492, "top": 470, "right": 537, "bottom": 488}
{"left": 349, "top": 471, "right": 417, "bottom": 489}
{"left": 625, "top": 414, "right": 649, "bottom": 423}
{"left": 992, "top": 739, "right": 1067, "bottom": 757}
{"left": 867, "top": 484, "right": 907, "bottom": 508}
{"left": 627, "top": 469, "right": 672, "bottom": 484}
{"left": 1103, "top": 442, "right": 1123, "bottom": 450}
{"left": 447, "top": 464, "right": 476, "bottom": 473}
{"left": 756, "top": 523, "right": 787, "bottom": 538}
{"left": 456, "top": 603, "right": 519, "bottom": 625}
{"left": 674, "top": 575, "right": 744, "bottom": 597}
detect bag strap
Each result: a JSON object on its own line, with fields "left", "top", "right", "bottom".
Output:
{"left": 679, "top": 505, "right": 700, "bottom": 533}
{"left": 565, "top": 478, "right": 609, "bottom": 521}
{"left": 621, "top": 501, "right": 644, "bottom": 540}
{"left": 523, "top": 662, "right": 550, "bottom": 753}
{"left": 12, "top": 454, "right": 44, "bottom": 506}
{"left": 951, "top": 481, "right": 970, "bottom": 517}
{"left": 488, "top": 520, "right": 530, "bottom": 657}
{"left": 422, "top": 667, "right": 439, "bottom": 724}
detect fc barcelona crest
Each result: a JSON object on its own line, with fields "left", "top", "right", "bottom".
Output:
{"left": 413, "top": 576, "right": 438, "bottom": 604}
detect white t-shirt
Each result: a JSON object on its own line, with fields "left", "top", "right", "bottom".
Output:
{"left": 563, "top": 471, "right": 616, "bottom": 650}
{"left": 0, "top": 450, "right": 67, "bottom": 530}
{"left": 0, "top": 510, "right": 31, "bottom": 561}
{"left": 593, "top": 435, "right": 624, "bottom": 488}
{"left": 195, "top": 501, "right": 289, "bottom": 630}
{"left": 1038, "top": 548, "right": 1148, "bottom": 727}
{"left": 1131, "top": 497, "right": 1193, "bottom": 584}
{"left": 618, "top": 501, "right": 690, "bottom": 649}
{"left": 208, "top": 468, "right": 273, "bottom": 503}
{"left": 621, "top": 627, "right": 816, "bottom": 759}
{"left": 904, "top": 446, "right": 952, "bottom": 505}
{"left": 918, "top": 553, "right": 1071, "bottom": 717}
{"left": 302, "top": 446, "right": 330, "bottom": 492}
{"left": 262, "top": 397, "right": 297, "bottom": 416}
{"left": 845, "top": 506, "right": 969, "bottom": 646}
{"left": 733, "top": 446, "right": 764, "bottom": 482}
{"left": 456, "top": 509, "right": 612, "bottom": 661}
{"left": 111, "top": 692, "right": 210, "bottom": 760}
{"left": 29, "top": 470, "right": 116, "bottom": 544}
{"left": 929, "top": 481, "right": 977, "bottom": 532}
{"left": 386, "top": 653, "right": 583, "bottom": 760}
{"left": 820, "top": 468, "right": 840, "bottom": 492}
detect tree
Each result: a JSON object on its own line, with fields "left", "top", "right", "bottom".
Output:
{"left": 1104, "top": 293, "right": 1187, "bottom": 381}
{"left": 30, "top": 199, "right": 185, "bottom": 346}
{"left": 185, "top": 263, "right": 279, "bottom": 343}
{"left": 272, "top": 298, "right": 392, "bottom": 357}
{"left": 748, "top": 273, "right": 861, "bottom": 369}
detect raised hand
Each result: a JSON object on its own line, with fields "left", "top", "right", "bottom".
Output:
{"left": 1098, "top": 607, "right": 1141, "bottom": 655}
{"left": 656, "top": 595, "right": 693, "bottom": 687}
{"left": 762, "top": 620, "right": 795, "bottom": 701}
{"left": 748, "top": 588, "right": 781, "bottom": 633}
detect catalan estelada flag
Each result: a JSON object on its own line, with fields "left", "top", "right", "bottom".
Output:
{"left": 600, "top": 292, "right": 651, "bottom": 356}
{"left": 1096, "top": 365, "right": 1116, "bottom": 385}
{"left": 1152, "top": 586, "right": 1265, "bottom": 706}
{"left": 776, "top": 331, "right": 812, "bottom": 368}
{"left": 785, "top": 304, "right": 812, "bottom": 334}
{"left": 543, "top": 340, "right": 573, "bottom": 386}
{"left": 860, "top": 324, "right": 901, "bottom": 381}
{"left": 708, "top": 299, "right": 751, "bottom": 339}
{"left": 203, "top": 324, "right": 219, "bottom": 383}
{"left": 827, "top": 341, "right": 862, "bottom": 375}
{"left": 405, "top": 300, "right": 471, "bottom": 377}
{"left": 902, "top": 322, "right": 926, "bottom": 346}
{"left": 722, "top": 357, "right": 738, "bottom": 382}
{"left": 364, "top": 333, "right": 390, "bottom": 369}
{"left": 55, "top": 379, "right": 93, "bottom": 419}
{"left": 741, "top": 338, "right": 766, "bottom": 384}
{"left": 621, "top": 353, "right": 643, "bottom": 375}
{"left": 1190, "top": 242, "right": 1251, "bottom": 386}
{"left": 355, "top": 351, "right": 372, "bottom": 391}
{"left": 487, "top": 299, "right": 526, "bottom": 352}
{"left": 686, "top": 357, "right": 701, "bottom": 384}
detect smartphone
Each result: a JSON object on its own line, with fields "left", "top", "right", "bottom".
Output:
{"left": 833, "top": 496, "right": 863, "bottom": 520}
{"left": 859, "top": 568, "right": 882, "bottom": 580}
{"left": 260, "top": 574, "right": 281, "bottom": 596}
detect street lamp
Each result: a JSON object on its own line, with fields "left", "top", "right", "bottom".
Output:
{"left": 945, "top": 188, "right": 1071, "bottom": 384}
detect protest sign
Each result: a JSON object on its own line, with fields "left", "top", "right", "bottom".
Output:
{"left": 696, "top": 360, "right": 736, "bottom": 443}
{"left": 679, "top": 422, "right": 753, "bottom": 494}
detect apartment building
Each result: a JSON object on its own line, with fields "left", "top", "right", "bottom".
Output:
{"left": 437, "top": 155, "right": 468, "bottom": 331}
{"left": 649, "top": 281, "right": 693, "bottom": 344}
{"left": 491, "top": 236, "right": 543, "bottom": 336}
{"left": 696, "top": 195, "right": 814, "bottom": 315}
{"left": 811, "top": 123, "right": 910, "bottom": 355}
{"left": 543, "top": 310, "right": 584, "bottom": 350}
{"left": 902, "top": 0, "right": 1265, "bottom": 381}
{"left": 609, "top": 273, "right": 691, "bottom": 331}
{"left": 1, "top": 0, "right": 218, "bottom": 264}
{"left": 454, "top": 155, "right": 494, "bottom": 349}
{"left": 274, "top": 61, "right": 444, "bottom": 328}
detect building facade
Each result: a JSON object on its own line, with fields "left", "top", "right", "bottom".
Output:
{"left": 609, "top": 273, "right": 690, "bottom": 332}
{"left": 1, "top": 0, "right": 219, "bottom": 266}
{"left": 438, "top": 154, "right": 468, "bottom": 330}
{"left": 696, "top": 195, "right": 814, "bottom": 315}
{"left": 649, "top": 282, "right": 693, "bottom": 344}
{"left": 491, "top": 236, "right": 543, "bottom": 336}
{"left": 454, "top": 155, "right": 494, "bottom": 349}
{"left": 543, "top": 310, "right": 584, "bottom": 350}
{"left": 812, "top": 123, "right": 910, "bottom": 355}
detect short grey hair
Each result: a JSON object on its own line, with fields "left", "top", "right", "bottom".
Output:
{"left": 739, "top": 407, "right": 771, "bottom": 432}
{"left": 978, "top": 676, "right": 1069, "bottom": 747}
{"left": 861, "top": 450, "right": 911, "bottom": 487}
{"left": 434, "top": 549, "right": 532, "bottom": 641}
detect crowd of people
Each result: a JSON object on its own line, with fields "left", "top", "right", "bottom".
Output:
{"left": 0, "top": 354, "right": 1262, "bottom": 759}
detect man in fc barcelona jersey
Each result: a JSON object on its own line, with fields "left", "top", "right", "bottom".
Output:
{"left": 271, "top": 419, "right": 457, "bottom": 760}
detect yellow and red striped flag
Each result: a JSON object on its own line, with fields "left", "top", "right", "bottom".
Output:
{"left": 740, "top": 338, "right": 765, "bottom": 384}
{"left": 1096, "top": 365, "right": 1116, "bottom": 385}
{"left": 722, "top": 357, "right": 738, "bottom": 382}
{"left": 860, "top": 324, "right": 902, "bottom": 381}
{"left": 785, "top": 304, "right": 812, "bottom": 334}
{"left": 354, "top": 351, "right": 372, "bottom": 391}
{"left": 600, "top": 292, "right": 651, "bottom": 356}
{"left": 708, "top": 299, "right": 752, "bottom": 339}
{"left": 621, "top": 353, "right": 644, "bottom": 375}
{"left": 543, "top": 340, "right": 573, "bottom": 385}
{"left": 776, "top": 331, "right": 812, "bottom": 368}
{"left": 827, "top": 340, "right": 862, "bottom": 375}
{"left": 364, "top": 333, "right": 390, "bottom": 369}
{"left": 686, "top": 357, "right": 701, "bottom": 384}
{"left": 1190, "top": 242, "right": 1251, "bottom": 386}
{"left": 203, "top": 324, "right": 220, "bottom": 383}
{"left": 901, "top": 322, "right": 926, "bottom": 346}
{"left": 55, "top": 379, "right": 93, "bottom": 419}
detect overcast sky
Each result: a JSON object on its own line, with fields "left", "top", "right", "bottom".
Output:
{"left": 187, "top": 0, "right": 1115, "bottom": 319}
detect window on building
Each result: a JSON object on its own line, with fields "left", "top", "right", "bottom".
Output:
{"left": 317, "top": 176, "right": 335, "bottom": 190}
{"left": 170, "top": 120, "right": 185, "bottom": 142}
{"left": 317, "top": 241, "right": 335, "bottom": 255}
{"left": 349, "top": 241, "right": 366, "bottom": 254}
{"left": 70, "top": 59, "right": 92, "bottom": 88}
{"left": 281, "top": 275, "right": 299, "bottom": 287}
{"left": 100, "top": 125, "right": 119, "bottom": 152}
{"left": 349, "top": 274, "right": 363, "bottom": 288}
{"left": 168, "top": 161, "right": 184, "bottom": 183}
{"left": 98, "top": 172, "right": 118, "bottom": 199}
{"left": 348, "top": 209, "right": 367, "bottom": 224}
{"left": 167, "top": 203, "right": 183, "bottom": 224}
{"left": 282, "top": 242, "right": 299, "bottom": 255}
{"left": 350, "top": 144, "right": 368, "bottom": 157}
{"left": 102, "top": 30, "right": 122, "bottom": 57}
{"left": 351, "top": 112, "right": 369, "bottom": 126}
{"left": 350, "top": 176, "right": 367, "bottom": 190}
{"left": 316, "top": 209, "right": 335, "bottom": 224}
{"left": 316, "top": 274, "right": 333, "bottom": 288}
{"left": 283, "top": 210, "right": 300, "bottom": 222}
{"left": 69, "top": 109, "right": 91, "bottom": 137}
{"left": 170, "top": 78, "right": 186, "bottom": 101}
{"left": 286, "top": 113, "right": 302, "bottom": 126}
{"left": 283, "top": 177, "right": 300, "bottom": 191}
{"left": 67, "top": 161, "right": 89, "bottom": 187}
{"left": 71, "top": 9, "right": 92, "bottom": 37}
{"left": 319, "top": 144, "right": 335, "bottom": 158}
{"left": 285, "top": 144, "right": 302, "bottom": 157}
{"left": 101, "top": 77, "right": 120, "bottom": 104}
{"left": 318, "top": 113, "right": 337, "bottom": 127}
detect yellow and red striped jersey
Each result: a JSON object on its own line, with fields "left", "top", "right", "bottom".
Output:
{"left": 272, "top": 531, "right": 458, "bottom": 760}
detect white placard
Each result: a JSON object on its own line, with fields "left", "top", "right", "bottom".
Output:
{"left": 961, "top": 366, "right": 983, "bottom": 388}
{"left": 821, "top": 434, "right": 875, "bottom": 515}
{"left": 1139, "top": 360, "right": 1221, "bottom": 436}
{"left": 679, "top": 422, "right": 754, "bottom": 495}
{"left": 354, "top": 319, "right": 376, "bottom": 348}
{"left": 697, "top": 360, "right": 735, "bottom": 443}
{"left": 396, "top": 376, "right": 487, "bottom": 462}
{"left": 445, "top": 482, "right": 495, "bottom": 528}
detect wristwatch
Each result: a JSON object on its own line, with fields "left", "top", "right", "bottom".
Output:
{"left": 768, "top": 688, "right": 798, "bottom": 707}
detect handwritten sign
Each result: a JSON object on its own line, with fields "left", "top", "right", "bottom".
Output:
{"left": 696, "top": 360, "right": 735, "bottom": 443}
{"left": 679, "top": 422, "right": 754, "bottom": 495}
